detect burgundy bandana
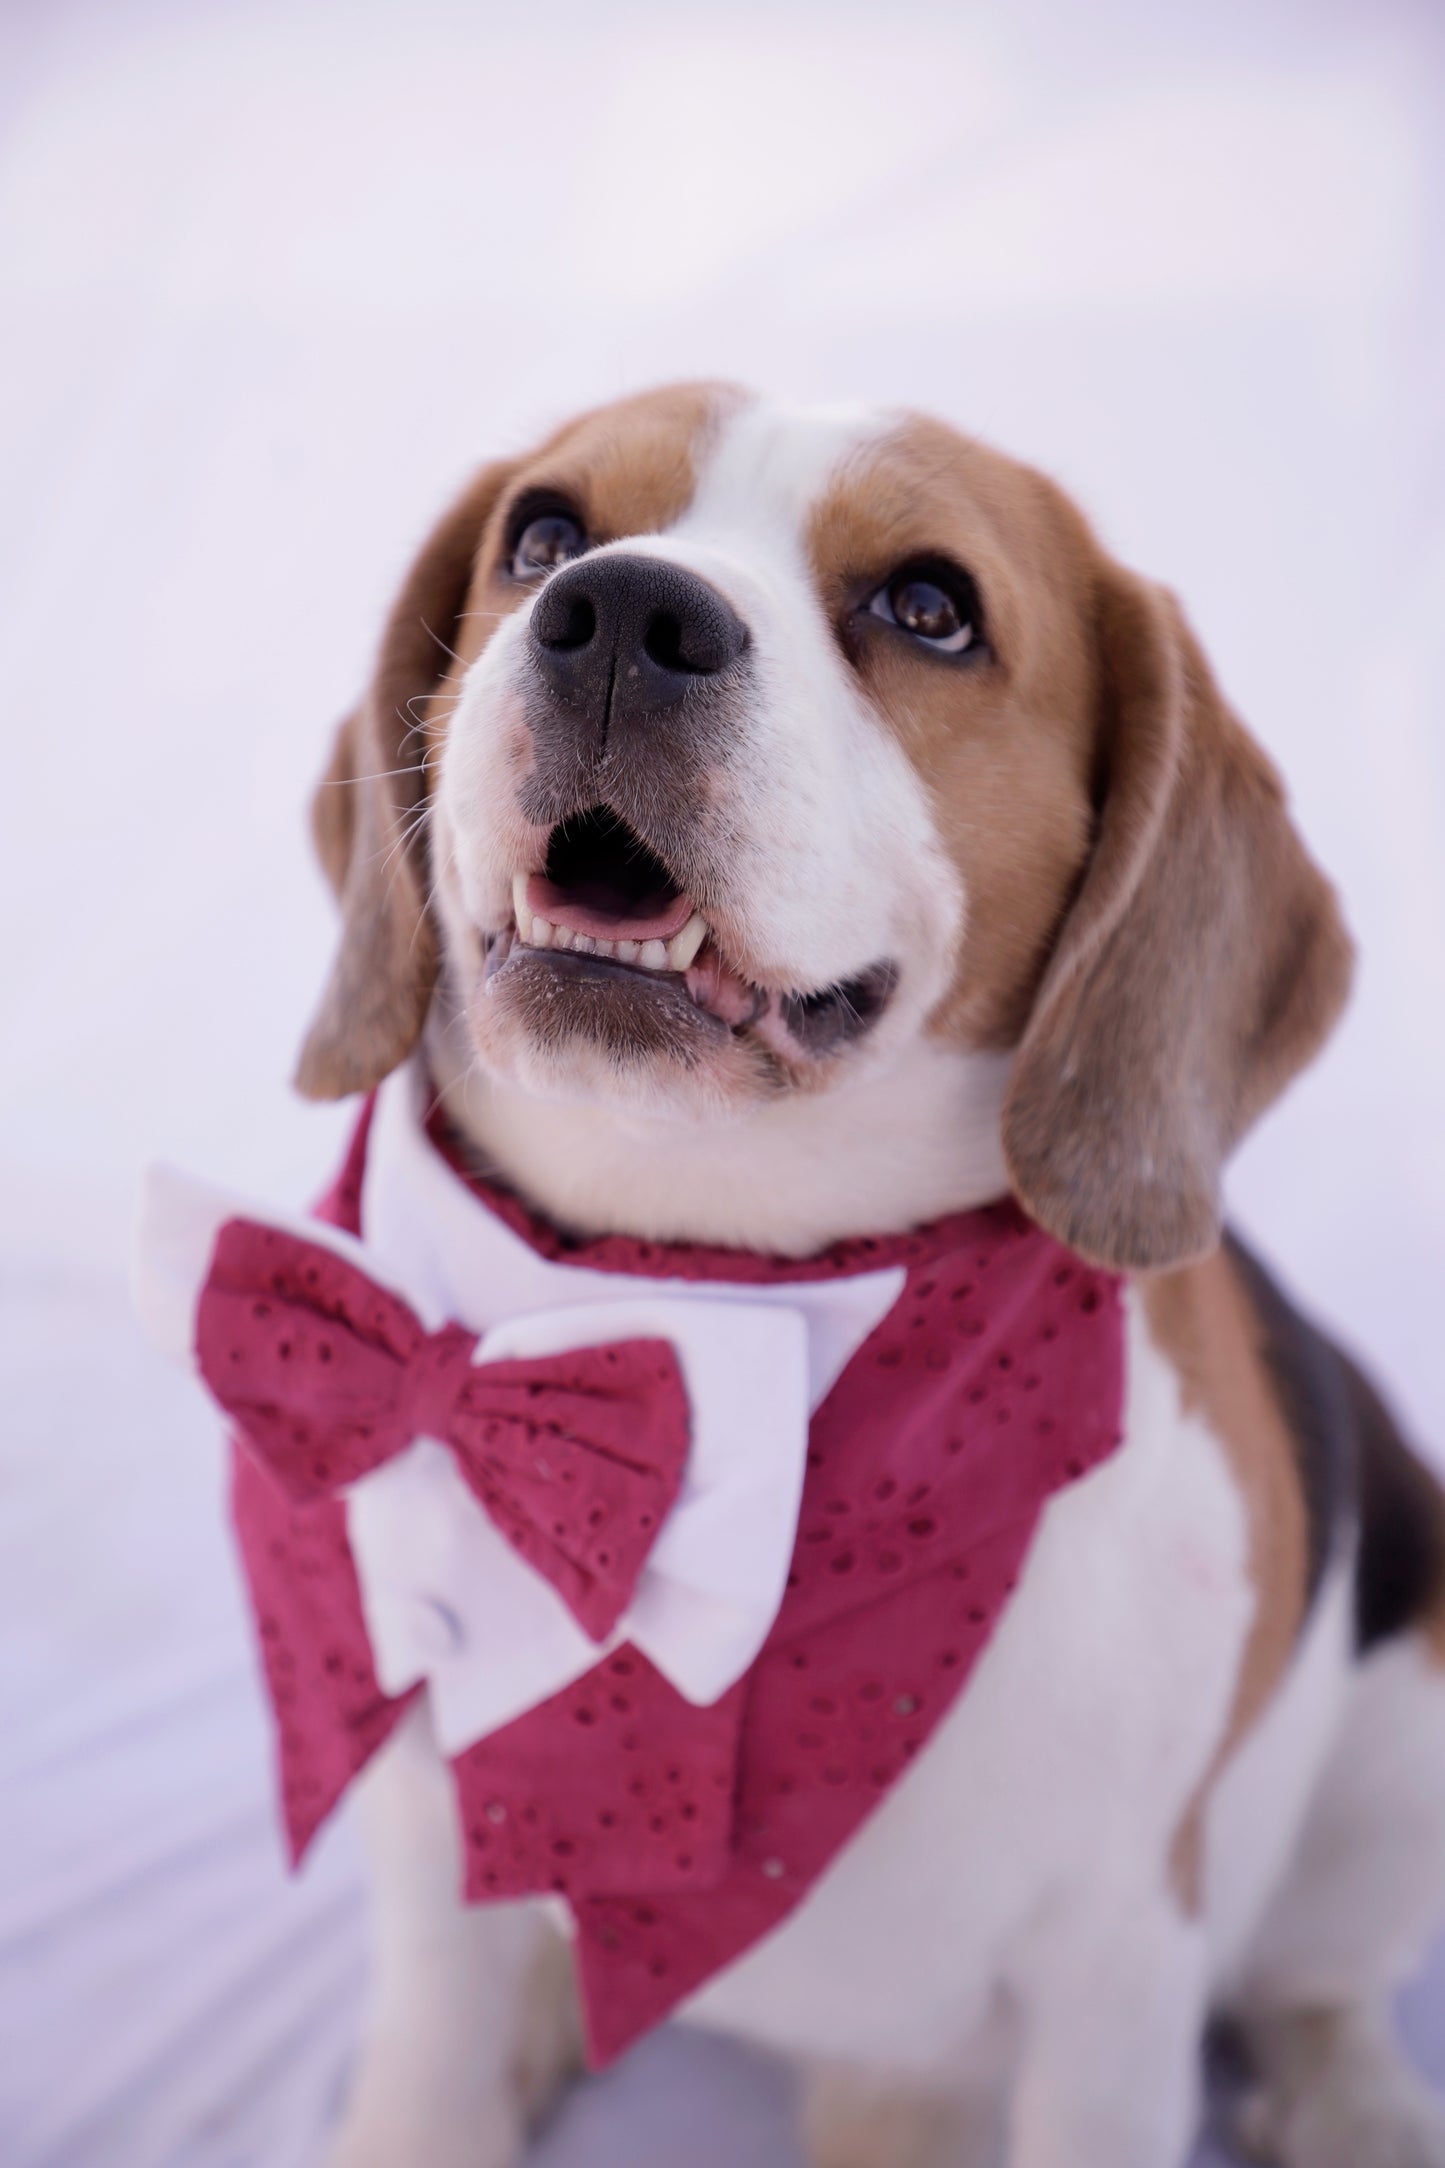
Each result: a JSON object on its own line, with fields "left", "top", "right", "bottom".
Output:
{"left": 220, "top": 1098, "right": 1125, "bottom": 2066}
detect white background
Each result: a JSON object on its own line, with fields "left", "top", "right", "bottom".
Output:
{"left": 1, "top": 2, "right": 1442, "bottom": 2162}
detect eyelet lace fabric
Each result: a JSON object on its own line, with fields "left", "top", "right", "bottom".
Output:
{"left": 228, "top": 1096, "right": 1126, "bottom": 2065}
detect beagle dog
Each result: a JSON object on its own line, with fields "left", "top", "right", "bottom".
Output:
{"left": 293, "top": 385, "right": 1445, "bottom": 2168}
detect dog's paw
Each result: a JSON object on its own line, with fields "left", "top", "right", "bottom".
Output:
{"left": 322, "top": 2097, "right": 523, "bottom": 2168}
{"left": 323, "top": 2133, "right": 521, "bottom": 2168}
{"left": 801, "top": 2064, "right": 1001, "bottom": 2168}
{"left": 1234, "top": 2062, "right": 1445, "bottom": 2168}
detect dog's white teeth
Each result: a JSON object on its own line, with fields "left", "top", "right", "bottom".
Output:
{"left": 510, "top": 896, "right": 711, "bottom": 973}
{"left": 665, "top": 912, "right": 709, "bottom": 973}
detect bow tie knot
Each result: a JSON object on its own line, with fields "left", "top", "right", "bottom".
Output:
{"left": 195, "top": 1216, "right": 692, "bottom": 1644}
{"left": 394, "top": 1319, "right": 479, "bottom": 1449}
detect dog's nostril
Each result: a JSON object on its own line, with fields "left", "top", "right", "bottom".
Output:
{"left": 643, "top": 603, "right": 742, "bottom": 677}
{"left": 539, "top": 593, "right": 596, "bottom": 653}
{"left": 643, "top": 610, "right": 685, "bottom": 673}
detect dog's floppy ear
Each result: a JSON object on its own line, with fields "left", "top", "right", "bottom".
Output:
{"left": 294, "top": 461, "right": 518, "bottom": 1100}
{"left": 1002, "top": 564, "right": 1354, "bottom": 1272}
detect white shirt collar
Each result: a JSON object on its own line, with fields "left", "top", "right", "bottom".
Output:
{"left": 138, "top": 1061, "right": 907, "bottom": 1755}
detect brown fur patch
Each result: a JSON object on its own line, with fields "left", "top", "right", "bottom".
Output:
{"left": 1144, "top": 1252, "right": 1313, "bottom": 1911}
{"left": 507, "top": 381, "right": 737, "bottom": 557}
{"left": 1223, "top": 1235, "right": 1445, "bottom": 1668}
{"left": 807, "top": 417, "right": 1100, "bottom": 1049}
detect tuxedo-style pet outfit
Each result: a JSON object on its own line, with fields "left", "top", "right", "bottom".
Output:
{"left": 138, "top": 1065, "right": 1124, "bottom": 2065}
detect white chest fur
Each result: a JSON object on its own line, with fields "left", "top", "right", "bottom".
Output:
{"left": 681, "top": 1291, "right": 1257, "bottom": 2067}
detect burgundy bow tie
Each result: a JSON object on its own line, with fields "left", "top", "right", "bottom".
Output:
{"left": 195, "top": 1217, "right": 691, "bottom": 1642}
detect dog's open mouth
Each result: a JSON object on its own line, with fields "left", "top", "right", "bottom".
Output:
{"left": 482, "top": 805, "right": 897, "bottom": 1059}
{"left": 516, "top": 807, "right": 717, "bottom": 983}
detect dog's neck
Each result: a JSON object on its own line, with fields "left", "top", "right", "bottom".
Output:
{"left": 425, "top": 1009, "right": 1013, "bottom": 1258}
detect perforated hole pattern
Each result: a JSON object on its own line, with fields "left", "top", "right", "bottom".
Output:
{"left": 229, "top": 1093, "right": 1126, "bottom": 2065}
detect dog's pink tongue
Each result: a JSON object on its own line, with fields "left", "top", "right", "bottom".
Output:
{"left": 524, "top": 873, "right": 695, "bottom": 945}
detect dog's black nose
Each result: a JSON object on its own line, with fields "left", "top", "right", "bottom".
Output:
{"left": 528, "top": 552, "right": 748, "bottom": 736}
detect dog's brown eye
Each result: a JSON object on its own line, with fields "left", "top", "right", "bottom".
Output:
{"left": 868, "top": 564, "right": 979, "bottom": 655}
{"left": 512, "top": 512, "right": 587, "bottom": 580}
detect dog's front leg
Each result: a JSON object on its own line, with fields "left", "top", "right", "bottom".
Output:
{"left": 801, "top": 2063, "right": 1006, "bottom": 2168}
{"left": 325, "top": 1703, "right": 580, "bottom": 2168}
{"left": 1005, "top": 1888, "right": 1207, "bottom": 2168}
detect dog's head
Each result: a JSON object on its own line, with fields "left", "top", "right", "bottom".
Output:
{"left": 298, "top": 384, "right": 1352, "bottom": 1272}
